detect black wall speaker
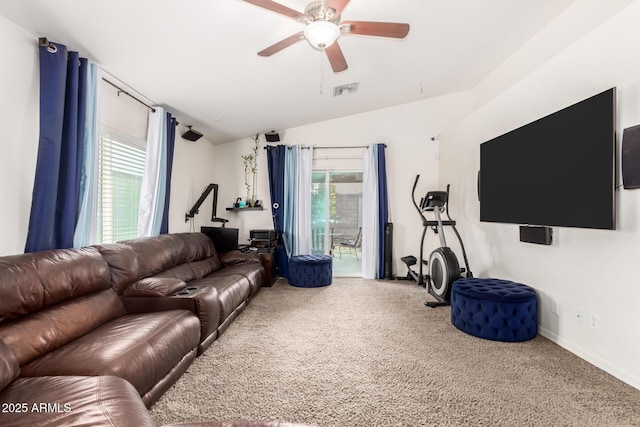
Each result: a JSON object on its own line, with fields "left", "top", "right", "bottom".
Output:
{"left": 265, "top": 131, "right": 280, "bottom": 142}
{"left": 182, "top": 126, "right": 203, "bottom": 142}
{"left": 622, "top": 124, "right": 640, "bottom": 189}
{"left": 384, "top": 222, "right": 393, "bottom": 279}
{"left": 519, "top": 225, "right": 552, "bottom": 245}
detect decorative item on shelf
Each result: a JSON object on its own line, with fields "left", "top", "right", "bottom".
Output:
{"left": 228, "top": 197, "right": 264, "bottom": 211}
{"left": 241, "top": 134, "right": 260, "bottom": 205}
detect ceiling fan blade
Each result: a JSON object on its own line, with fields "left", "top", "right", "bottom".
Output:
{"left": 241, "top": 0, "right": 303, "bottom": 20}
{"left": 258, "top": 32, "right": 304, "bottom": 56}
{"left": 341, "top": 21, "right": 410, "bottom": 38}
{"left": 325, "top": 0, "right": 351, "bottom": 15}
{"left": 325, "top": 42, "right": 348, "bottom": 73}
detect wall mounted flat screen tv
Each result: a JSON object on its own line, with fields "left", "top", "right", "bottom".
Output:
{"left": 480, "top": 88, "right": 616, "bottom": 230}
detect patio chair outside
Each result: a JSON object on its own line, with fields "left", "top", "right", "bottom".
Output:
{"left": 338, "top": 227, "right": 362, "bottom": 259}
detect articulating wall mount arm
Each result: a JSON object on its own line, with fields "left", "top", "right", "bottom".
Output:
{"left": 185, "top": 183, "right": 228, "bottom": 226}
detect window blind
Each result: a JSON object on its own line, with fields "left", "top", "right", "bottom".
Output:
{"left": 98, "top": 127, "right": 146, "bottom": 243}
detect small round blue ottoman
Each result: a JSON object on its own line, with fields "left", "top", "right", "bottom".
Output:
{"left": 450, "top": 278, "right": 538, "bottom": 342}
{"left": 288, "top": 255, "right": 333, "bottom": 288}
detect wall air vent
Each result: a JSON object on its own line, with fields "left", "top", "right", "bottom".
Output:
{"left": 333, "top": 82, "right": 359, "bottom": 96}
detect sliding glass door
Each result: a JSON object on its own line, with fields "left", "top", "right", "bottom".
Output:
{"left": 311, "top": 170, "right": 363, "bottom": 276}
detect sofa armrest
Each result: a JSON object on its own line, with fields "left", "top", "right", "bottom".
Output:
{"left": 220, "top": 250, "right": 261, "bottom": 266}
{"left": 123, "top": 277, "right": 187, "bottom": 297}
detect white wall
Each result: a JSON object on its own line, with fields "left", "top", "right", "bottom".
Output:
{"left": 439, "top": 1, "right": 640, "bottom": 389}
{"left": 207, "top": 134, "right": 274, "bottom": 247}
{"left": 211, "top": 92, "right": 473, "bottom": 274}
{"left": 168, "top": 130, "right": 218, "bottom": 234}
{"left": 0, "top": 15, "right": 39, "bottom": 256}
{"left": 0, "top": 15, "right": 217, "bottom": 254}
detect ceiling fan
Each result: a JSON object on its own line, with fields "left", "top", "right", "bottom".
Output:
{"left": 242, "top": 0, "right": 410, "bottom": 72}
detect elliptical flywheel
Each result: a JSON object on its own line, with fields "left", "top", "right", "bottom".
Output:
{"left": 428, "top": 247, "right": 460, "bottom": 301}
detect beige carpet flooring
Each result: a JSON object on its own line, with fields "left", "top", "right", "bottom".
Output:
{"left": 150, "top": 278, "right": 640, "bottom": 427}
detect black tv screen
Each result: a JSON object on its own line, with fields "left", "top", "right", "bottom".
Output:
{"left": 480, "top": 88, "right": 616, "bottom": 230}
{"left": 200, "top": 227, "right": 239, "bottom": 252}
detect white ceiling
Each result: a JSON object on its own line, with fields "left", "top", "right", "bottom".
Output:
{"left": 0, "top": 0, "right": 575, "bottom": 144}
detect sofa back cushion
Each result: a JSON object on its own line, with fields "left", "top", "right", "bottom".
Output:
{"left": 0, "top": 247, "right": 112, "bottom": 323}
{"left": 174, "top": 232, "right": 217, "bottom": 260}
{"left": 0, "top": 247, "right": 126, "bottom": 366}
{"left": 97, "top": 233, "right": 222, "bottom": 294}
{"left": 120, "top": 232, "right": 221, "bottom": 280}
{"left": 119, "top": 234, "right": 190, "bottom": 278}
{"left": 0, "top": 339, "right": 19, "bottom": 391}
{"left": 95, "top": 243, "right": 140, "bottom": 294}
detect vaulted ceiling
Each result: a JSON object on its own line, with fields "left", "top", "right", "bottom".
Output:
{"left": 0, "top": 0, "right": 575, "bottom": 144}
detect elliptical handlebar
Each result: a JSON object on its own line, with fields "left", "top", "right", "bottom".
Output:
{"left": 412, "top": 175, "right": 429, "bottom": 226}
{"left": 445, "top": 184, "right": 452, "bottom": 220}
{"left": 411, "top": 175, "right": 421, "bottom": 212}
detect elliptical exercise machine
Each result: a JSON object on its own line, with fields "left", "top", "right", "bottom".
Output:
{"left": 401, "top": 175, "right": 473, "bottom": 307}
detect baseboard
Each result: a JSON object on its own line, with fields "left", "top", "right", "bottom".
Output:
{"left": 538, "top": 326, "right": 640, "bottom": 391}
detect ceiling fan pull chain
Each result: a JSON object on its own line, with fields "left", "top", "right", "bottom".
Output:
{"left": 319, "top": 49, "right": 325, "bottom": 95}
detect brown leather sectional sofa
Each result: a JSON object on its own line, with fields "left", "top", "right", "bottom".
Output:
{"left": 96, "top": 232, "right": 265, "bottom": 354}
{"left": 0, "top": 232, "right": 286, "bottom": 427}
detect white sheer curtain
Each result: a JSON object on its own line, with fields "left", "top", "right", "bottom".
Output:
{"left": 73, "top": 62, "right": 102, "bottom": 247}
{"left": 283, "top": 146, "right": 297, "bottom": 256}
{"left": 138, "top": 107, "right": 167, "bottom": 237}
{"left": 280, "top": 145, "right": 313, "bottom": 257}
{"left": 361, "top": 144, "right": 389, "bottom": 279}
{"left": 294, "top": 146, "right": 313, "bottom": 255}
{"left": 361, "top": 146, "right": 379, "bottom": 278}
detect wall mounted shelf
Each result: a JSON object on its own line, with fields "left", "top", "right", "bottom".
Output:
{"left": 226, "top": 207, "right": 264, "bottom": 211}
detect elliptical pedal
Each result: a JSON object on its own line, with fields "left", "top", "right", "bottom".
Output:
{"left": 401, "top": 255, "right": 417, "bottom": 266}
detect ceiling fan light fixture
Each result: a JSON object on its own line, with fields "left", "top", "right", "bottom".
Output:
{"left": 304, "top": 20, "right": 340, "bottom": 49}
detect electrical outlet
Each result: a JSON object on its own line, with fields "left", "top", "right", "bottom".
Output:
{"left": 550, "top": 299, "right": 558, "bottom": 315}
{"left": 575, "top": 308, "right": 584, "bottom": 325}
{"left": 590, "top": 314, "right": 599, "bottom": 330}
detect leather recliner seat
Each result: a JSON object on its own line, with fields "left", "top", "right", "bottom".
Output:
{"left": 1, "top": 340, "right": 314, "bottom": 426}
{"left": 0, "top": 337, "right": 156, "bottom": 426}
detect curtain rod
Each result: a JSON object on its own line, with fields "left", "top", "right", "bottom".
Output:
{"left": 314, "top": 156, "right": 363, "bottom": 160}
{"left": 102, "top": 78, "right": 181, "bottom": 125}
{"left": 39, "top": 37, "right": 181, "bottom": 125}
{"left": 102, "top": 78, "right": 156, "bottom": 113}
{"left": 314, "top": 145, "right": 387, "bottom": 149}
{"left": 264, "top": 144, "right": 386, "bottom": 150}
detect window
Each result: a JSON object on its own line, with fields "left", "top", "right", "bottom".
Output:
{"left": 98, "top": 127, "right": 146, "bottom": 243}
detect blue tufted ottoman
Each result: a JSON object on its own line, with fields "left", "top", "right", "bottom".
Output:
{"left": 450, "top": 278, "right": 538, "bottom": 342}
{"left": 288, "top": 255, "right": 333, "bottom": 288}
